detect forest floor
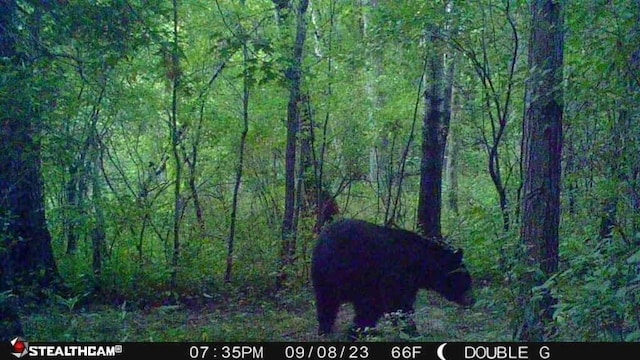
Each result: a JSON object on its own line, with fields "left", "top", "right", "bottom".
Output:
{"left": 21, "top": 284, "right": 511, "bottom": 342}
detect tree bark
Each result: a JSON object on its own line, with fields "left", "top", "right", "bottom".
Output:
{"left": 90, "top": 152, "right": 106, "bottom": 279}
{"left": 417, "top": 26, "right": 446, "bottom": 238}
{"left": 0, "top": 0, "right": 60, "bottom": 296}
{"left": 443, "top": 48, "right": 458, "bottom": 216}
{"left": 64, "top": 161, "right": 81, "bottom": 255}
{"left": 276, "top": 0, "right": 309, "bottom": 289}
{"left": 225, "top": 27, "right": 251, "bottom": 284}
{"left": 518, "top": 0, "right": 564, "bottom": 341}
{"left": 169, "top": 0, "right": 182, "bottom": 289}
{"left": 184, "top": 117, "right": 205, "bottom": 239}
{"left": 299, "top": 94, "right": 315, "bottom": 213}
{"left": 446, "top": 125, "right": 459, "bottom": 215}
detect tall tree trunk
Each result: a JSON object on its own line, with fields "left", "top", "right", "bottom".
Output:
{"left": 628, "top": 2, "right": 640, "bottom": 233}
{"left": 461, "top": 2, "right": 519, "bottom": 233}
{"left": 314, "top": 0, "right": 338, "bottom": 234}
{"left": 361, "top": 0, "right": 390, "bottom": 220}
{"left": 84, "top": 86, "right": 107, "bottom": 281}
{"left": 169, "top": 0, "right": 182, "bottom": 289}
{"left": 417, "top": 26, "right": 446, "bottom": 238}
{"left": 226, "top": 26, "right": 251, "bottom": 284}
{"left": 90, "top": 146, "right": 106, "bottom": 280}
{"left": 299, "top": 94, "right": 315, "bottom": 214}
{"left": 65, "top": 87, "right": 104, "bottom": 256}
{"left": 440, "top": 52, "right": 456, "bottom": 163}
{"left": 0, "top": 0, "right": 60, "bottom": 296}
{"left": 187, "top": 54, "right": 229, "bottom": 242}
{"left": 276, "top": 0, "right": 309, "bottom": 289}
{"left": 297, "top": 95, "right": 339, "bottom": 233}
{"left": 446, "top": 125, "right": 459, "bottom": 215}
{"left": 185, "top": 117, "right": 205, "bottom": 239}
{"left": 442, "top": 47, "right": 458, "bottom": 216}
{"left": 87, "top": 90, "right": 107, "bottom": 281}
{"left": 518, "top": 0, "right": 564, "bottom": 341}
{"left": 563, "top": 125, "right": 576, "bottom": 215}
{"left": 65, "top": 162, "right": 81, "bottom": 254}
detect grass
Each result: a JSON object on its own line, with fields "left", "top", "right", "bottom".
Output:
{"left": 21, "top": 283, "right": 511, "bottom": 342}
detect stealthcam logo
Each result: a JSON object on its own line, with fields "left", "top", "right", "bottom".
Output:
{"left": 7, "top": 340, "right": 123, "bottom": 358}
{"left": 10, "top": 337, "right": 28, "bottom": 358}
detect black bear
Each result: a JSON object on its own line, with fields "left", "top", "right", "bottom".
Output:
{"left": 311, "top": 219, "right": 474, "bottom": 335}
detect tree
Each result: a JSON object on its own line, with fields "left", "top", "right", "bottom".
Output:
{"left": 417, "top": 25, "right": 445, "bottom": 238}
{"left": 445, "top": 103, "right": 460, "bottom": 215}
{"left": 518, "top": 0, "right": 564, "bottom": 341}
{"left": 226, "top": 4, "right": 251, "bottom": 283}
{"left": 0, "top": 0, "right": 61, "bottom": 296}
{"left": 308, "top": 0, "right": 340, "bottom": 235}
{"left": 275, "top": 0, "right": 310, "bottom": 288}
{"left": 450, "top": 1, "right": 522, "bottom": 233}
{"left": 593, "top": 1, "right": 640, "bottom": 242}
{"left": 168, "top": 0, "right": 183, "bottom": 289}
{"left": 360, "top": 0, "right": 392, "bottom": 221}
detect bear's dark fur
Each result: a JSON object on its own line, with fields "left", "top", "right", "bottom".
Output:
{"left": 311, "top": 219, "right": 474, "bottom": 335}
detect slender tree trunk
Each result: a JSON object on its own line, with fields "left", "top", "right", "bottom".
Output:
{"left": 187, "top": 59, "right": 228, "bottom": 242}
{"left": 66, "top": 88, "right": 104, "bottom": 256}
{"left": 185, "top": 118, "right": 205, "bottom": 238}
{"left": 361, "top": 0, "right": 390, "bottom": 220}
{"left": 226, "top": 30, "right": 251, "bottom": 284}
{"left": 299, "top": 94, "right": 315, "bottom": 214}
{"left": 440, "top": 53, "right": 456, "bottom": 163}
{"left": 418, "top": 26, "right": 446, "bottom": 238}
{"left": 446, "top": 125, "right": 459, "bottom": 215}
{"left": 315, "top": 0, "right": 338, "bottom": 233}
{"left": 629, "top": 2, "right": 640, "bottom": 233}
{"left": 90, "top": 146, "right": 106, "bottom": 280}
{"left": 599, "top": 107, "right": 621, "bottom": 243}
{"left": 391, "top": 63, "right": 424, "bottom": 225}
{"left": 86, "top": 90, "right": 107, "bottom": 281}
{"left": 82, "top": 86, "right": 107, "bottom": 280}
{"left": 563, "top": 125, "right": 576, "bottom": 215}
{"left": 518, "top": 0, "right": 564, "bottom": 341}
{"left": 0, "top": 0, "right": 60, "bottom": 295}
{"left": 169, "top": 0, "right": 182, "bottom": 289}
{"left": 468, "top": 2, "right": 519, "bottom": 233}
{"left": 276, "top": 0, "right": 309, "bottom": 289}
{"left": 442, "top": 49, "right": 457, "bottom": 216}
{"left": 65, "top": 162, "right": 80, "bottom": 254}
{"left": 298, "top": 94, "right": 339, "bottom": 233}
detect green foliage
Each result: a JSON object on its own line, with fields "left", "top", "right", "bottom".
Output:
{"left": 21, "top": 286, "right": 510, "bottom": 342}
{"left": 550, "top": 231, "right": 640, "bottom": 341}
{"left": 3, "top": 0, "right": 638, "bottom": 342}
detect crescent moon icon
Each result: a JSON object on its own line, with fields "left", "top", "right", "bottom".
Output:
{"left": 437, "top": 342, "right": 448, "bottom": 360}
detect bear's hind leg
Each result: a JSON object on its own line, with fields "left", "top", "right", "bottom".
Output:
{"left": 316, "top": 293, "right": 340, "bottom": 335}
{"left": 352, "top": 298, "right": 382, "bottom": 332}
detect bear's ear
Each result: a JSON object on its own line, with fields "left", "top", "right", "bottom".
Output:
{"left": 453, "top": 249, "right": 464, "bottom": 262}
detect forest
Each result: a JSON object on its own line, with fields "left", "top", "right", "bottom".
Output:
{"left": 0, "top": 0, "right": 639, "bottom": 342}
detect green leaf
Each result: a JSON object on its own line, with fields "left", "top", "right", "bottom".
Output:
{"left": 625, "top": 331, "right": 640, "bottom": 342}
{"left": 626, "top": 249, "right": 640, "bottom": 264}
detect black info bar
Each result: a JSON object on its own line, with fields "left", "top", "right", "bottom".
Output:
{"left": 3, "top": 341, "right": 637, "bottom": 360}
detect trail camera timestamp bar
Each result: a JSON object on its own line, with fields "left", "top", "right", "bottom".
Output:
{"left": 184, "top": 343, "right": 636, "bottom": 360}
{"left": 5, "top": 341, "right": 639, "bottom": 360}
